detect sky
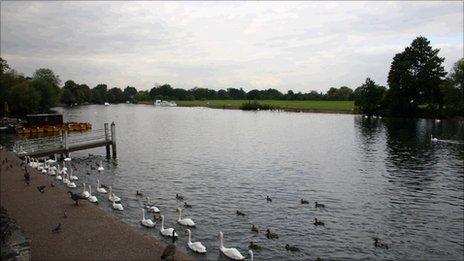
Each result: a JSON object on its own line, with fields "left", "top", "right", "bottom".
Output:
{"left": 1, "top": 1, "right": 463, "bottom": 93}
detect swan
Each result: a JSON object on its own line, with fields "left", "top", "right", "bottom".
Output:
{"left": 87, "top": 185, "right": 98, "bottom": 203}
{"left": 81, "top": 183, "right": 90, "bottom": 198}
{"left": 64, "top": 153, "right": 71, "bottom": 162}
{"left": 176, "top": 208, "right": 195, "bottom": 227}
{"left": 67, "top": 179, "right": 77, "bottom": 188}
{"left": 111, "top": 197, "right": 124, "bottom": 211}
{"left": 160, "top": 215, "right": 178, "bottom": 237}
{"left": 69, "top": 169, "right": 78, "bottom": 181}
{"left": 186, "top": 228, "right": 206, "bottom": 253}
{"left": 219, "top": 231, "right": 245, "bottom": 260}
{"left": 435, "top": 119, "right": 441, "bottom": 123}
{"left": 56, "top": 173, "right": 62, "bottom": 181}
{"left": 249, "top": 250, "right": 254, "bottom": 261}
{"left": 145, "top": 197, "right": 160, "bottom": 213}
{"left": 98, "top": 161, "right": 104, "bottom": 172}
{"left": 96, "top": 179, "right": 107, "bottom": 194}
{"left": 431, "top": 134, "right": 438, "bottom": 142}
{"left": 47, "top": 154, "right": 57, "bottom": 164}
{"left": 62, "top": 162, "right": 68, "bottom": 172}
{"left": 141, "top": 209, "right": 155, "bottom": 227}
{"left": 108, "top": 186, "right": 121, "bottom": 202}
{"left": 48, "top": 168, "right": 56, "bottom": 176}
{"left": 62, "top": 173, "right": 70, "bottom": 185}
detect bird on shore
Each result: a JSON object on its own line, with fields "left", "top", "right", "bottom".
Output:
{"left": 285, "top": 244, "right": 300, "bottom": 252}
{"left": 266, "top": 229, "right": 279, "bottom": 239}
{"left": 374, "top": 238, "right": 389, "bottom": 249}
{"left": 68, "top": 191, "right": 86, "bottom": 206}
{"left": 37, "top": 185, "right": 46, "bottom": 193}
{"left": 315, "top": 201, "right": 325, "bottom": 208}
{"left": 184, "top": 202, "right": 192, "bottom": 208}
{"left": 251, "top": 224, "right": 259, "bottom": 233}
{"left": 50, "top": 182, "right": 55, "bottom": 187}
{"left": 161, "top": 229, "right": 177, "bottom": 260}
{"left": 52, "top": 223, "right": 61, "bottom": 233}
{"left": 249, "top": 241, "right": 262, "bottom": 250}
{"left": 266, "top": 195, "right": 272, "bottom": 202}
{"left": 63, "top": 211, "right": 67, "bottom": 219}
{"left": 301, "top": 199, "right": 309, "bottom": 204}
{"left": 176, "top": 194, "right": 184, "bottom": 200}
{"left": 186, "top": 228, "right": 207, "bottom": 254}
{"left": 24, "top": 169, "right": 30, "bottom": 185}
{"left": 314, "top": 218, "right": 325, "bottom": 226}
{"left": 236, "top": 210, "right": 245, "bottom": 216}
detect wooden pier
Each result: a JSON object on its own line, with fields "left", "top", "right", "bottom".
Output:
{"left": 14, "top": 122, "right": 117, "bottom": 159}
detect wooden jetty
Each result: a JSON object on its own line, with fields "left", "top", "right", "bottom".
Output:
{"left": 14, "top": 122, "right": 117, "bottom": 159}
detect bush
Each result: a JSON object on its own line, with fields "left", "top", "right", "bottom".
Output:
{"left": 240, "top": 100, "right": 274, "bottom": 111}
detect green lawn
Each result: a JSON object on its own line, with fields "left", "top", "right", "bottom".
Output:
{"left": 176, "top": 100, "right": 354, "bottom": 112}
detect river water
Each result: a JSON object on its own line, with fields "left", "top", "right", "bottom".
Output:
{"left": 4, "top": 104, "right": 464, "bottom": 260}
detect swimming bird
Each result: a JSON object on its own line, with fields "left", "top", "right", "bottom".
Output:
{"left": 68, "top": 191, "right": 86, "bottom": 205}
{"left": 141, "top": 209, "right": 155, "bottom": 227}
{"left": 98, "top": 161, "right": 104, "bottom": 172}
{"left": 145, "top": 197, "right": 160, "bottom": 213}
{"left": 431, "top": 134, "right": 438, "bottom": 142}
{"left": 108, "top": 186, "right": 121, "bottom": 202}
{"left": 96, "top": 179, "right": 107, "bottom": 194}
{"left": 81, "top": 183, "right": 90, "bottom": 198}
{"left": 184, "top": 202, "right": 192, "bottom": 208}
{"left": 52, "top": 223, "right": 61, "bottom": 233}
{"left": 186, "top": 228, "right": 207, "bottom": 253}
{"left": 176, "top": 208, "right": 195, "bottom": 227}
{"left": 69, "top": 169, "right": 78, "bottom": 181}
{"left": 176, "top": 194, "right": 184, "bottom": 200}
{"left": 249, "top": 241, "right": 261, "bottom": 250}
{"left": 136, "top": 190, "right": 143, "bottom": 197}
{"left": 111, "top": 197, "right": 124, "bottom": 211}
{"left": 160, "top": 215, "right": 178, "bottom": 237}
{"left": 374, "top": 238, "right": 389, "bottom": 249}
{"left": 87, "top": 185, "right": 98, "bottom": 203}
{"left": 161, "top": 229, "right": 177, "bottom": 260}
{"left": 66, "top": 179, "right": 77, "bottom": 188}
{"left": 315, "top": 201, "right": 325, "bottom": 208}
{"left": 249, "top": 250, "right": 254, "bottom": 261}
{"left": 266, "top": 195, "right": 272, "bottom": 202}
{"left": 37, "top": 185, "right": 46, "bottom": 193}
{"left": 301, "top": 199, "right": 309, "bottom": 204}
{"left": 236, "top": 210, "right": 245, "bottom": 216}
{"left": 266, "top": 229, "right": 279, "bottom": 239}
{"left": 285, "top": 244, "right": 300, "bottom": 252}
{"left": 64, "top": 153, "right": 71, "bottom": 162}
{"left": 251, "top": 224, "right": 259, "bottom": 233}
{"left": 219, "top": 231, "right": 245, "bottom": 260}
{"left": 314, "top": 218, "right": 325, "bottom": 226}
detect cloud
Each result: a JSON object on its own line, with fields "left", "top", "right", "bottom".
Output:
{"left": 1, "top": 1, "right": 462, "bottom": 92}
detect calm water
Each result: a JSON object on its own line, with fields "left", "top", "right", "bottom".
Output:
{"left": 4, "top": 104, "right": 464, "bottom": 260}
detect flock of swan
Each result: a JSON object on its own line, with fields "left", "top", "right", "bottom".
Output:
{"left": 24, "top": 154, "right": 252, "bottom": 260}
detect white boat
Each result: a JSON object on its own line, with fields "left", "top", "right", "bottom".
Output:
{"left": 104, "top": 102, "right": 110, "bottom": 106}
{"left": 154, "top": 100, "right": 177, "bottom": 107}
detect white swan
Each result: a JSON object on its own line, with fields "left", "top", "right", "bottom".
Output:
{"left": 160, "top": 215, "right": 178, "bottom": 237}
{"left": 67, "top": 179, "right": 77, "bottom": 188}
{"left": 145, "top": 197, "right": 160, "bottom": 213}
{"left": 177, "top": 208, "right": 195, "bottom": 227}
{"left": 435, "top": 119, "right": 441, "bottom": 123}
{"left": 56, "top": 173, "right": 62, "bottom": 181}
{"left": 64, "top": 153, "right": 71, "bottom": 162}
{"left": 108, "top": 186, "right": 121, "bottom": 202}
{"left": 62, "top": 173, "right": 70, "bottom": 185}
{"left": 81, "top": 183, "right": 90, "bottom": 198}
{"left": 111, "top": 197, "right": 124, "bottom": 211}
{"left": 62, "top": 162, "right": 68, "bottom": 172}
{"left": 46, "top": 154, "right": 57, "bottom": 164}
{"left": 186, "top": 228, "right": 206, "bottom": 253}
{"left": 431, "top": 134, "right": 438, "bottom": 142}
{"left": 98, "top": 161, "right": 104, "bottom": 172}
{"left": 141, "top": 209, "right": 155, "bottom": 227}
{"left": 96, "top": 179, "right": 107, "bottom": 194}
{"left": 219, "top": 231, "right": 245, "bottom": 260}
{"left": 48, "top": 168, "right": 56, "bottom": 176}
{"left": 69, "top": 169, "right": 78, "bottom": 181}
{"left": 87, "top": 185, "right": 98, "bottom": 203}
{"left": 249, "top": 250, "right": 253, "bottom": 261}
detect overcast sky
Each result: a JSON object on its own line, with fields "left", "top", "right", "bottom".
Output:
{"left": 1, "top": 1, "right": 462, "bottom": 92}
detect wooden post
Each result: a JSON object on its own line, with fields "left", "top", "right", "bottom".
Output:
{"left": 110, "top": 122, "right": 117, "bottom": 159}
{"left": 104, "top": 123, "right": 111, "bottom": 159}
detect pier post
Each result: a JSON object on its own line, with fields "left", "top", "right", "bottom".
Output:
{"left": 110, "top": 122, "right": 117, "bottom": 159}
{"left": 104, "top": 123, "right": 111, "bottom": 159}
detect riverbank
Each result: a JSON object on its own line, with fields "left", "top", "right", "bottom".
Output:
{"left": 0, "top": 149, "right": 191, "bottom": 261}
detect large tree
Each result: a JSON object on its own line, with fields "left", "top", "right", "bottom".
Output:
{"left": 354, "top": 78, "right": 387, "bottom": 115}
{"left": 387, "top": 36, "right": 446, "bottom": 114}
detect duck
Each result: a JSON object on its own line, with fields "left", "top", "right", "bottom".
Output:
{"left": 176, "top": 194, "right": 184, "bottom": 200}
{"left": 236, "top": 210, "right": 245, "bottom": 216}
{"left": 136, "top": 190, "right": 143, "bottom": 197}
{"left": 219, "top": 231, "right": 245, "bottom": 260}
{"left": 314, "top": 218, "right": 325, "bottom": 226}
{"left": 160, "top": 230, "right": 177, "bottom": 260}
{"left": 251, "top": 224, "right": 259, "bottom": 233}
{"left": 285, "top": 244, "right": 300, "bottom": 252}
{"left": 145, "top": 197, "right": 160, "bottom": 213}
{"left": 266, "top": 229, "right": 279, "bottom": 239}
{"left": 266, "top": 195, "right": 272, "bottom": 202}
{"left": 249, "top": 241, "right": 261, "bottom": 250}
{"left": 87, "top": 185, "right": 98, "bottom": 203}
{"left": 431, "top": 134, "right": 438, "bottom": 142}
{"left": 176, "top": 208, "right": 195, "bottom": 227}
{"left": 141, "top": 209, "right": 155, "bottom": 227}
{"left": 315, "top": 201, "right": 325, "bottom": 208}
{"left": 184, "top": 202, "right": 192, "bottom": 208}
{"left": 96, "top": 179, "right": 107, "bottom": 194}
{"left": 111, "top": 197, "right": 124, "bottom": 211}
{"left": 97, "top": 161, "right": 104, "bottom": 172}
{"left": 160, "top": 215, "right": 178, "bottom": 237}
{"left": 186, "top": 228, "right": 206, "bottom": 253}
{"left": 108, "top": 186, "right": 121, "bottom": 202}
{"left": 374, "top": 238, "right": 389, "bottom": 249}
{"left": 81, "top": 183, "right": 90, "bottom": 198}
{"left": 301, "top": 199, "right": 309, "bottom": 204}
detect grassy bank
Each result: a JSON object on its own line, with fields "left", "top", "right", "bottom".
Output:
{"left": 176, "top": 100, "right": 355, "bottom": 113}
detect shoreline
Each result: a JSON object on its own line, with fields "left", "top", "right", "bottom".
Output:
{"left": 0, "top": 149, "right": 192, "bottom": 261}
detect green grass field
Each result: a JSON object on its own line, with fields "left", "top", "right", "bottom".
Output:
{"left": 176, "top": 100, "right": 355, "bottom": 112}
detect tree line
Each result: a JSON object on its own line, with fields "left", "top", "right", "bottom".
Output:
{"left": 1, "top": 36, "right": 462, "bottom": 117}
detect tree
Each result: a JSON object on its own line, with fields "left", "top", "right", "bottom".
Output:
{"left": 449, "top": 58, "right": 463, "bottom": 95}
{"left": 387, "top": 36, "right": 446, "bottom": 114}
{"left": 107, "top": 87, "right": 125, "bottom": 103}
{"left": 123, "top": 86, "right": 138, "bottom": 101}
{"left": 0, "top": 57, "right": 10, "bottom": 75}
{"left": 32, "top": 68, "right": 61, "bottom": 87}
{"left": 9, "top": 81, "right": 41, "bottom": 115}
{"left": 91, "top": 84, "right": 108, "bottom": 104}
{"left": 354, "top": 78, "right": 387, "bottom": 115}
